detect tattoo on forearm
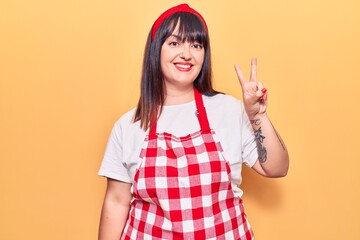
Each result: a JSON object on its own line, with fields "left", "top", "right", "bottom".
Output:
{"left": 250, "top": 119, "right": 261, "bottom": 126}
{"left": 254, "top": 127, "right": 267, "bottom": 163}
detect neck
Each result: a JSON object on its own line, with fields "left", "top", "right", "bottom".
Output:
{"left": 164, "top": 85, "right": 194, "bottom": 105}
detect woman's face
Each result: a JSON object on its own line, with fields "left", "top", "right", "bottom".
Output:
{"left": 160, "top": 23, "right": 205, "bottom": 90}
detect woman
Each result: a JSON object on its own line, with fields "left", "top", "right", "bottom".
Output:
{"left": 98, "top": 4, "right": 289, "bottom": 240}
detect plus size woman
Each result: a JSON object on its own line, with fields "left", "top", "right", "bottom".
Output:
{"left": 98, "top": 4, "right": 289, "bottom": 240}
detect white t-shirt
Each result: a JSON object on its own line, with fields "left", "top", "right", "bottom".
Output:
{"left": 98, "top": 93, "right": 258, "bottom": 197}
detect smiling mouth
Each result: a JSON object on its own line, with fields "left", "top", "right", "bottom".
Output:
{"left": 174, "top": 63, "right": 193, "bottom": 71}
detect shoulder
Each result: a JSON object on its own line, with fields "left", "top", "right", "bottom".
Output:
{"left": 113, "top": 108, "right": 144, "bottom": 136}
{"left": 202, "top": 93, "right": 246, "bottom": 130}
{"left": 115, "top": 108, "right": 136, "bottom": 126}
{"left": 203, "top": 93, "right": 244, "bottom": 112}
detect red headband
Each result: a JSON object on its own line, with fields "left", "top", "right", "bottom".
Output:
{"left": 151, "top": 3, "right": 208, "bottom": 40}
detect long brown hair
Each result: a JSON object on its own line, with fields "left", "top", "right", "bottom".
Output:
{"left": 134, "top": 12, "right": 220, "bottom": 130}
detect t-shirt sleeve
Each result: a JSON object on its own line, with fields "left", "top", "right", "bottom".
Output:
{"left": 98, "top": 122, "right": 132, "bottom": 183}
{"left": 240, "top": 104, "right": 258, "bottom": 168}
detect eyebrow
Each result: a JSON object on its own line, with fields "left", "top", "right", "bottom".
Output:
{"left": 167, "top": 33, "right": 201, "bottom": 43}
{"left": 168, "top": 34, "right": 182, "bottom": 40}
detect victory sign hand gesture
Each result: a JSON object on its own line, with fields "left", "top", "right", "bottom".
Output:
{"left": 234, "top": 58, "right": 268, "bottom": 120}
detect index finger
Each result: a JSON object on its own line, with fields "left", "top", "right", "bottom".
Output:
{"left": 234, "top": 64, "right": 247, "bottom": 87}
{"left": 250, "top": 57, "right": 257, "bottom": 82}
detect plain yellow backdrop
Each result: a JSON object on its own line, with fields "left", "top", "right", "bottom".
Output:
{"left": 1, "top": 0, "right": 359, "bottom": 239}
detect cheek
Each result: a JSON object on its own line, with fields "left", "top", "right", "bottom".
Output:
{"left": 160, "top": 45, "right": 169, "bottom": 61}
{"left": 160, "top": 50, "right": 168, "bottom": 69}
{"left": 160, "top": 50, "right": 176, "bottom": 65}
{"left": 197, "top": 52, "right": 205, "bottom": 67}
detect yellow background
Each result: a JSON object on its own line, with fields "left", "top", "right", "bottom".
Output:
{"left": 1, "top": 0, "right": 359, "bottom": 239}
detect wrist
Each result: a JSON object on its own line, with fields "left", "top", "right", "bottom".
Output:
{"left": 249, "top": 113, "right": 268, "bottom": 128}
{"left": 249, "top": 112, "right": 267, "bottom": 122}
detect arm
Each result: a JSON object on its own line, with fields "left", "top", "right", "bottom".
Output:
{"left": 235, "top": 58, "right": 289, "bottom": 178}
{"left": 98, "top": 178, "right": 132, "bottom": 240}
{"left": 249, "top": 114, "right": 289, "bottom": 177}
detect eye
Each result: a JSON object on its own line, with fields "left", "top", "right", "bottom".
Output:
{"left": 192, "top": 43, "right": 204, "bottom": 49}
{"left": 169, "top": 41, "right": 179, "bottom": 47}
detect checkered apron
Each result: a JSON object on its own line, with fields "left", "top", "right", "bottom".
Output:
{"left": 121, "top": 89, "right": 254, "bottom": 240}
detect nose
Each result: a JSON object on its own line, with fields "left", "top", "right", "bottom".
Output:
{"left": 180, "top": 43, "right": 192, "bottom": 61}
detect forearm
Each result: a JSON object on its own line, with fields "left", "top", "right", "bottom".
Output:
{"left": 251, "top": 114, "right": 289, "bottom": 177}
{"left": 98, "top": 198, "right": 130, "bottom": 240}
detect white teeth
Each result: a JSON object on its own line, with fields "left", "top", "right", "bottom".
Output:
{"left": 176, "top": 64, "right": 191, "bottom": 69}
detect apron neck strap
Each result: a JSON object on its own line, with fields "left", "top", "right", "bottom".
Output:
{"left": 194, "top": 88, "right": 211, "bottom": 132}
{"left": 149, "top": 106, "right": 158, "bottom": 136}
{"left": 149, "top": 88, "right": 211, "bottom": 135}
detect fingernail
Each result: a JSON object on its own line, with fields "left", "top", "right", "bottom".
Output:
{"left": 261, "top": 88, "right": 267, "bottom": 93}
{"left": 260, "top": 97, "right": 265, "bottom": 103}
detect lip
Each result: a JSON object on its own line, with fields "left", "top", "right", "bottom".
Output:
{"left": 174, "top": 62, "right": 193, "bottom": 72}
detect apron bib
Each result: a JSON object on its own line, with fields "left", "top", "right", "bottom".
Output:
{"left": 122, "top": 89, "right": 254, "bottom": 240}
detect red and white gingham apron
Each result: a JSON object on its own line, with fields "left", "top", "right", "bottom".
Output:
{"left": 122, "top": 88, "right": 254, "bottom": 239}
